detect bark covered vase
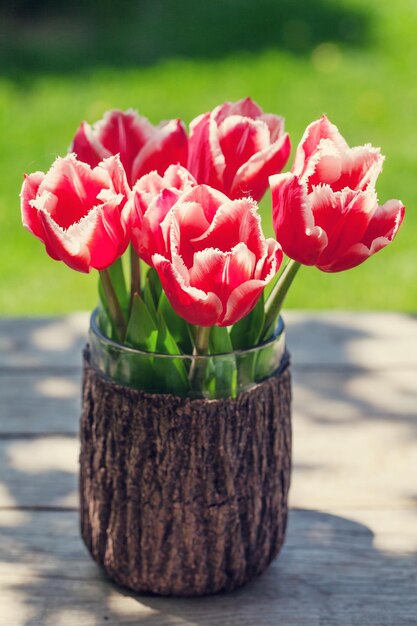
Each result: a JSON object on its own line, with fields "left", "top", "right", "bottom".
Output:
{"left": 79, "top": 311, "right": 292, "bottom": 596}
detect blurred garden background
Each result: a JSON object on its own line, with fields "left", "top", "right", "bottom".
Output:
{"left": 0, "top": 0, "right": 416, "bottom": 314}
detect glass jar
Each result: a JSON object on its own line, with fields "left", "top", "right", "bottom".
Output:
{"left": 88, "top": 308, "right": 288, "bottom": 399}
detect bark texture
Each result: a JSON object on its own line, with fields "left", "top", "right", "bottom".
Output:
{"left": 80, "top": 351, "right": 292, "bottom": 596}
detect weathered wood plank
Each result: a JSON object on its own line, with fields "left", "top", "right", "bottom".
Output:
{"left": 287, "top": 311, "right": 417, "bottom": 368}
{"left": 0, "top": 313, "right": 416, "bottom": 624}
{"left": 0, "top": 509, "right": 416, "bottom": 626}
{"left": 0, "top": 313, "right": 88, "bottom": 370}
{"left": 0, "top": 365, "right": 415, "bottom": 437}
{"left": 1, "top": 373, "right": 416, "bottom": 510}
{"left": 1, "top": 312, "right": 417, "bottom": 370}
{"left": 0, "top": 373, "right": 81, "bottom": 435}
{"left": 0, "top": 435, "right": 78, "bottom": 509}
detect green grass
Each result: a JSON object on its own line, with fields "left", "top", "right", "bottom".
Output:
{"left": 1, "top": 0, "right": 416, "bottom": 314}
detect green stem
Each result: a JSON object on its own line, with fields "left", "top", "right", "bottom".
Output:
{"left": 129, "top": 244, "right": 142, "bottom": 312}
{"left": 189, "top": 325, "right": 211, "bottom": 392}
{"left": 263, "top": 260, "right": 301, "bottom": 339}
{"left": 99, "top": 269, "right": 127, "bottom": 342}
{"left": 194, "top": 325, "right": 211, "bottom": 356}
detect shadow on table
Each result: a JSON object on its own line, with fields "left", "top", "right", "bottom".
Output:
{"left": 1, "top": 312, "right": 417, "bottom": 515}
{"left": 1, "top": 508, "right": 416, "bottom": 624}
{"left": 1, "top": 314, "right": 417, "bottom": 622}
{"left": 2, "top": 312, "right": 417, "bottom": 437}
{"left": 286, "top": 313, "right": 417, "bottom": 435}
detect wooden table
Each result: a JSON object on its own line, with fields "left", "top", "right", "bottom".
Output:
{"left": 1, "top": 312, "right": 416, "bottom": 625}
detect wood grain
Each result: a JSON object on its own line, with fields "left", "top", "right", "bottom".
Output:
{"left": 0, "top": 373, "right": 81, "bottom": 434}
{"left": 0, "top": 509, "right": 416, "bottom": 626}
{"left": 2, "top": 312, "right": 416, "bottom": 371}
{"left": 1, "top": 313, "right": 417, "bottom": 624}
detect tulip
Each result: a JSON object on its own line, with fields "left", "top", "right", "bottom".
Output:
{"left": 20, "top": 153, "right": 130, "bottom": 273}
{"left": 71, "top": 109, "right": 188, "bottom": 187}
{"left": 124, "top": 165, "right": 197, "bottom": 266}
{"left": 188, "top": 97, "right": 290, "bottom": 201}
{"left": 270, "top": 115, "right": 405, "bottom": 272}
{"left": 152, "top": 185, "right": 283, "bottom": 327}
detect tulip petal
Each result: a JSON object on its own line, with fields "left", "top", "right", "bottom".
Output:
{"left": 38, "top": 210, "right": 91, "bottom": 272}
{"left": 131, "top": 119, "right": 188, "bottom": 184}
{"left": 153, "top": 253, "right": 223, "bottom": 326}
{"left": 226, "top": 242, "right": 257, "bottom": 287}
{"left": 129, "top": 165, "right": 196, "bottom": 205}
{"left": 293, "top": 114, "right": 349, "bottom": 177}
{"left": 270, "top": 173, "right": 328, "bottom": 265}
{"left": 99, "top": 154, "right": 131, "bottom": 198}
{"left": 170, "top": 200, "right": 211, "bottom": 266}
{"left": 133, "top": 188, "right": 181, "bottom": 264}
{"left": 96, "top": 109, "right": 153, "bottom": 152}
{"left": 38, "top": 154, "right": 110, "bottom": 229}
{"left": 189, "top": 243, "right": 256, "bottom": 296}
{"left": 188, "top": 112, "right": 225, "bottom": 189}
{"left": 231, "top": 132, "right": 291, "bottom": 201}
{"left": 314, "top": 187, "right": 378, "bottom": 268}
{"left": 318, "top": 199, "right": 405, "bottom": 272}
{"left": 214, "top": 97, "right": 264, "bottom": 125}
{"left": 126, "top": 165, "right": 197, "bottom": 265}
{"left": 302, "top": 138, "right": 343, "bottom": 190}
{"left": 222, "top": 279, "right": 267, "bottom": 327}
{"left": 162, "top": 163, "right": 197, "bottom": 190}
{"left": 188, "top": 247, "right": 228, "bottom": 293}
{"left": 362, "top": 199, "right": 405, "bottom": 248}
{"left": 20, "top": 172, "right": 45, "bottom": 239}
{"left": 260, "top": 113, "right": 285, "bottom": 141}
{"left": 333, "top": 145, "right": 384, "bottom": 192}
{"left": 192, "top": 196, "right": 265, "bottom": 259}
{"left": 254, "top": 238, "right": 283, "bottom": 280}
{"left": 218, "top": 116, "right": 271, "bottom": 192}
{"left": 82, "top": 200, "right": 129, "bottom": 270}
{"left": 71, "top": 122, "right": 111, "bottom": 169}
{"left": 94, "top": 109, "right": 153, "bottom": 184}
{"left": 177, "top": 184, "right": 228, "bottom": 222}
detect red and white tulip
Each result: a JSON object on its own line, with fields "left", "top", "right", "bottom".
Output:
{"left": 71, "top": 109, "right": 188, "bottom": 187}
{"left": 152, "top": 185, "right": 283, "bottom": 326}
{"left": 270, "top": 115, "right": 405, "bottom": 272}
{"left": 20, "top": 154, "right": 130, "bottom": 272}
{"left": 188, "top": 98, "right": 290, "bottom": 201}
{"left": 124, "top": 165, "right": 197, "bottom": 266}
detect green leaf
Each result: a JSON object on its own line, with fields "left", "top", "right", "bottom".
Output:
{"left": 97, "top": 259, "right": 129, "bottom": 341}
{"left": 106, "top": 258, "right": 129, "bottom": 317}
{"left": 230, "top": 293, "right": 265, "bottom": 350}
{"left": 155, "top": 310, "right": 183, "bottom": 356}
{"left": 158, "top": 292, "right": 193, "bottom": 354}
{"left": 143, "top": 270, "right": 159, "bottom": 324}
{"left": 125, "top": 293, "right": 158, "bottom": 352}
{"left": 208, "top": 326, "right": 237, "bottom": 398}
{"left": 96, "top": 298, "right": 113, "bottom": 339}
{"left": 98, "top": 280, "right": 118, "bottom": 341}
{"left": 145, "top": 267, "right": 162, "bottom": 311}
{"left": 209, "top": 325, "right": 233, "bottom": 354}
{"left": 153, "top": 313, "right": 190, "bottom": 393}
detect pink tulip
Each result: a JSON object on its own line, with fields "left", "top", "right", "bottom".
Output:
{"left": 124, "top": 165, "right": 197, "bottom": 266}
{"left": 152, "top": 185, "right": 283, "bottom": 327}
{"left": 188, "top": 97, "right": 290, "bottom": 201}
{"left": 20, "top": 154, "right": 130, "bottom": 272}
{"left": 71, "top": 109, "right": 188, "bottom": 187}
{"left": 270, "top": 115, "right": 405, "bottom": 272}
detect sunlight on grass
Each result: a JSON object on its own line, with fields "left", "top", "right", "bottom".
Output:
{"left": 1, "top": 0, "right": 416, "bottom": 313}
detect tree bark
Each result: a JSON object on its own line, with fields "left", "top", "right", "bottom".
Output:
{"left": 79, "top": 350, "right": 292, "bottom": 596}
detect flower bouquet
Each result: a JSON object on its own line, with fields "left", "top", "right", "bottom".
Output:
{"left": 20, "top": 99, "right": 404, "bottom": 595}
